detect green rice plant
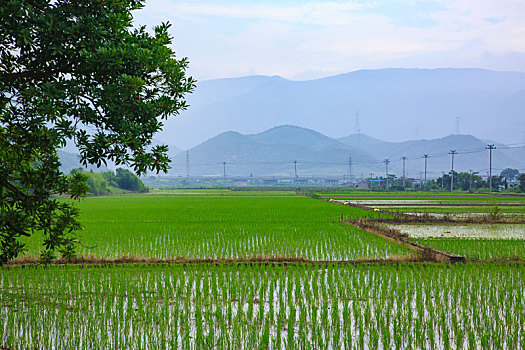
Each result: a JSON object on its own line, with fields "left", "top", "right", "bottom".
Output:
{"left": 2, "top": 262, "right": 524, "bottom": 349}
{"left": 19, "top": 195, "right": 410, "bottom": 261}
{"left": 414, "top": 237, "right": 525, "bottom": 259}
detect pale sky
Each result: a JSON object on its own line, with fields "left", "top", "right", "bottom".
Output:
{"left": 133, "top": 0, "right": 525, "bottom": 80}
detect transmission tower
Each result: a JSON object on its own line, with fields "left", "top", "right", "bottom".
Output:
{"left": 294, "top": 160, "right": 298, "bottom": 181}
{"left": 455, "top": 116, "right": 460, "bottom": 134}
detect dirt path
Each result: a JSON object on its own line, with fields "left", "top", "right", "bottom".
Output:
{"left": 325, "top": 193, "right": 525, "bottom": 198}
{"left": 6, "top": 255, "right": 426, "bottom": 267}
{"left": 352, "top": 203, "right": 525, "bottom": 207}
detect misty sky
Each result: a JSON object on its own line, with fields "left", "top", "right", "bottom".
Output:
{"left": 134, "top": 0, "right": 525, "bottom": 81}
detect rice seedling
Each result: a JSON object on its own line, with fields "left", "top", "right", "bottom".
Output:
{"left": 414, "top": 237, "right": 525, "bottom": 259}
{"left": 19, "top": 195, "right": 409, "bottom": 261}
{"left": 1, "top": 263, "right": 523, "bottom": 349}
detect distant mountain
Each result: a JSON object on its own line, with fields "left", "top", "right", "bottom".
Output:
{"left": 58, "top": 150, "right": 109, "bottom": 174}
{"left": 169, "top": 125, "right": 525, "bottom": 178}
{"left": 58, "top": 138, "right": 182, "bottom": 174}
{"left": 151, "top": 139, "right": 182, "bottom": 159}
{"left": 338, "top": 134, "right": 524, "bottom": 178}
{"left": 171, "top": 125, "right": 378, "bottom": 176}
{"left": 157, "top": 68, "right": 525, "bottom": 149}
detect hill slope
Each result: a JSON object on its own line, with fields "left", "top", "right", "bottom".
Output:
{"left": 171, "top": 125, "right": 378, "bottom": 176}
{"left": 338, "top": 134, "right": 524, "bottom": 178}
{"left": 158, "top": 68, "right": 525, "bottom": 149}
{"left": 169, "top": 125, "right": 525, "bottom": 178}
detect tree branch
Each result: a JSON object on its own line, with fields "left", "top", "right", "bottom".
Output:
{"left": 0, "top": 65, "right": 72, "bottom": 83}
{"left": 5, "top": 220, "right": 31, "bottom": 237}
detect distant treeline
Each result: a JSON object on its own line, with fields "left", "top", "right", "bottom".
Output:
{"left": 376, "top": 168, "right": 524, "bottom": 192}
{"left": 71, "top": 168, "right": 148, "bottom": 196}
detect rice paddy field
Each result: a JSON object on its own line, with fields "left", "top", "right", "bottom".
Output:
{"left": 414, "top": 238, "right": 525, "bottom": 259}
{"left": 2, "top": 189, "right": 525, "bottom": 349}
{"left": 19, "top": 193, "right": 408, "bottom": 261}
{"left": 2, "top": 263, "right": 524, "bottom": 349}
{"left": 322, "top": 190, "right": 525, "bottom": 260}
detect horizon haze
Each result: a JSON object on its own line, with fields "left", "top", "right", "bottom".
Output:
{"left": 156, "top": 68, "right": 525, "bottom": 149}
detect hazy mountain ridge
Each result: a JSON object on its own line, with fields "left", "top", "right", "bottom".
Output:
{"left": 159, "top": 68, "right": 525, "bottom": 150}
{"left": 338, "top": 133, "right": 522, "bottom": 177}
{"left": 170, "top": 126, "right": 377, "bottom": 176}
{"left": 58, "top": 139, "right": 182, "bottom": 174}
{"left": 169, "top": 125, "right": 525, "bottom": 178}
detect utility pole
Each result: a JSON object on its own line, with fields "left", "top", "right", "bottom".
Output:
{"left": 422, "top": 154, "right": 429, "bottom": 191}
{"left": 348, "top": 155, "right": 352, "bottom": 182}
{"left": 486, "top": 144, "right": 496, "bottom": 195}
{"left": 401, "top": 156, "right": 406, "bottom": 189}
{"left": 469, "top": 169, "right": 473, "bottom": 191}
{"left": 186, "top": 151, "right": 190, "bottom": 178}
{"left": 384, "top": 159, "right": 390, "bottom": 190}
{"left": 294, "top": 160, "right": 298, "bottom": 181}
{"left": 441, "top": 171, "right": 444, "bottom": 191}
{"left": 223, "top": 161, "right": 226, "bottom": 179}
{"left": 449, "top": 150, "right": 457, "bottom": 192}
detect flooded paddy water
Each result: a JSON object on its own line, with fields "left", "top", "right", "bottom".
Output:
{"left": 387, "top": 224, "right": 525, "bottom": 239}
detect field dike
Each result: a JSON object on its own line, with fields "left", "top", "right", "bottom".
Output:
{"left": 332, "top": 200, "right": 525, "bottom": 224}
{"left": 344, "top": 219, "right": 465, "bottom": 263}
{"left": 6, "top": 255, "right": 424, "bottom": 267}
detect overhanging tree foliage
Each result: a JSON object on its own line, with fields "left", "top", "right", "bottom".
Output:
{"left": 0, "top": 0, "right": 194, "bottom": 264}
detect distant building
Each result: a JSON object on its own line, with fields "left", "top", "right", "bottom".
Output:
{"left": 355, "top": 181, "right": 370, "bottom": 189}
{"left": 294, "top": 179, "right": 308, "bottom": 185}
{"left": 262, "top": 179, "right": 278, "bottom": 185}
{"left": 368, "top": 179, "right": 384, "bottom": 187}
{"left": 323, "top": 179, "right": 339, "bottom": 186}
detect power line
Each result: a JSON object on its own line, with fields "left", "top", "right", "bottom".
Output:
{"left": 166, "top": 143, "right": 523, "bottom": 176}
